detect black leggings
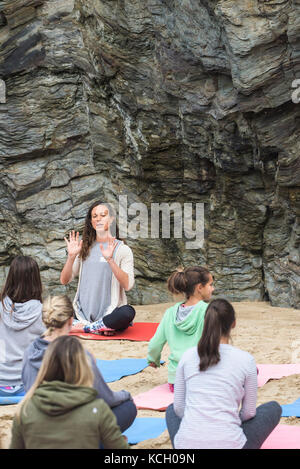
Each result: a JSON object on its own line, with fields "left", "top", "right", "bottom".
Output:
{"left": 112, "top": 399, "right": 137, "bottom": 432}
{"left": 103, "top": 305, "right": 136, "bottom": 331}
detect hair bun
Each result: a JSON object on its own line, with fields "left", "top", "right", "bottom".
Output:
{"left": 42, "top": 295, "right": 74, "bottom": 333}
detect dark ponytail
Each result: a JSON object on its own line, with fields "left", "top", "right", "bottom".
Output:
{"left": 198, "top": 299, "right": 235, "bottom": 371}
{"left": 167, "top": 266, "right": 211, "bottom": 299}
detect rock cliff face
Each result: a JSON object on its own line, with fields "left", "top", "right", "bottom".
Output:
{"left": 0, "top": 0, "right": 300, "bottom": 307}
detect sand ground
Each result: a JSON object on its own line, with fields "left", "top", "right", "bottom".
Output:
{"left": 0, "top": 300, "right": 300, "bottom": 449}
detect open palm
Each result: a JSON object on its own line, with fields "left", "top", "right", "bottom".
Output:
{"left": 99, "top": 237, "right": 117, "bottom": 259}
{"left": 64, "top": 231, "right": 83, "bottom": 257}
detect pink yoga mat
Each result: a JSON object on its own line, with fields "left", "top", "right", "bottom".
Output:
{"left": 257, "top": 364, "right": 300, "bottom": 387}
{"left": 261, "top": 424, "right": 300, "bottom": 449}
{"left": 70, "top": 322, "right": 159, "bottom": 341}
{"left": 134, "top": 383, "right": 174, "bottom": 411}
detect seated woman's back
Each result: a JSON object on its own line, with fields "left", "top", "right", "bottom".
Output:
{"left": 0, "top": 257, "right": 45, "bottom": 387}
{"left": 167, "top": 298, "right": 281, "bottom": 450}
{"left": 17, "top": 380, "right": 123, "bottom": 449}
{"left": 174, "top": 344, "right": 257, "bottom": 449}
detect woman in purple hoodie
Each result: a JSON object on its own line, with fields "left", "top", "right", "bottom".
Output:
{"left": 0, "top": 256, "right": 45, "bottom": 396}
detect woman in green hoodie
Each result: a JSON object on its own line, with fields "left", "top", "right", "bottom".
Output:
{"left": 10, "top": 335, "right": 129, "bottom": 449}
{"left": 147, "top": 266, "right": 214, "bottom": 390}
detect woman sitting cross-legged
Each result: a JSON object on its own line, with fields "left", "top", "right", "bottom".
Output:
{"left": 60, "top": 201, "right": 135, "bottom": 335}
{"left": 166, "top": 298, "right": 282, "bottom": 449}
{"left": 22, "top": 295, "right": 136, "bottom": 433}
{"left": 11, "top": 335, "right": 130, "bottom": 449}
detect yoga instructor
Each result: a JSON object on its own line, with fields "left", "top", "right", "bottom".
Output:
{"left": 60, "top": 201, "right": 135, "bottom": 335}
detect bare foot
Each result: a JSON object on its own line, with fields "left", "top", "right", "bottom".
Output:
{"left": 72, "top": 322, "right": 85, "bottom": 329}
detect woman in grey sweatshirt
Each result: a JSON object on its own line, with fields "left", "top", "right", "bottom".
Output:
{"left": 0, "top": 256, "right": 45, "bottom": 391}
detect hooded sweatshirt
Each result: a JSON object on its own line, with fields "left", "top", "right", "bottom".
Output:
{"left": 147, "top": 301, "right": 208, "bottom": 383}
{"left": 10, "top": 381, "right": 129, "bottom": 449}
{"left": 0, "top": 297, "right": 45, "bottom": 386}
{"left": 22, "top": 337, "right": 131, "bottom": 407}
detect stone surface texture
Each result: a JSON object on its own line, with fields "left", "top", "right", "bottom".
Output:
{"left": 0, "top": 0, "right": 300, "bottom": 307}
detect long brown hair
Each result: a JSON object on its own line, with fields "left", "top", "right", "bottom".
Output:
{"left": 80, "top": 201, "right": 120, "bottom": 261}
{"left": 0, "top": 256, "right": 42, "bottom": 310}
{"left": 42, "top": 295, "right": 74, "bottom": 336}
{"left": 198, "top": 299, "right": 236, "bottom": 371}
{"left": 16, "top": 335, "right": 94, "bottom": 419}
{"left": 167, "top": 266, "right": 211, "bottom": 299}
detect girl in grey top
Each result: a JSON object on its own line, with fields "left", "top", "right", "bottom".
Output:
{"left": 0, "top": 256, "right": 45, "bottom": 389}
{"left": 166, "top": 299, "right": 282, "bottom": 449}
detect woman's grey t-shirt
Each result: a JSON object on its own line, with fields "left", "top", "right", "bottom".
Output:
{"left": 77, "top": 241, "right": 121, "bottom": 322}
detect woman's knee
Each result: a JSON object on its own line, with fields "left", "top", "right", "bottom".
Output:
{"left": 119, "top": 305, "right": 136, "bottom": 321}
{"left": 128, "top": 399, "right": 138, "bottom": 420}
{"left": 268, "top": 401, "right": 282, "bottom": 421}
{"left": 256, "top": 400, "right": 282, "bottom": 427}
{"left": 165, "top": 404, "right": 177, "bottom": 426}
{"left": 112, "top": 399, "right": 137, "bottom": 432}
{"left": 166, "top": 404, "right": 175, "bottom": 417}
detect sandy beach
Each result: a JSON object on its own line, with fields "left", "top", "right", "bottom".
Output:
{"left": 1, "top": 300, "right": 300, "bottom": 449}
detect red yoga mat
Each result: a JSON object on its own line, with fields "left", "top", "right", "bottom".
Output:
{"left": 69, "top": 322, "right": 159, "bottom": 341}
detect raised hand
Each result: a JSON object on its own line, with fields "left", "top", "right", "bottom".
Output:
{"left": 64, "top": 231, "right": 83, "bottom": 258}
{"left": 99, "top": 237, "right": 117, "bottom": 260}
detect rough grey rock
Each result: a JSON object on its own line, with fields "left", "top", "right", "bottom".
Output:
{"left": 0, "top": 0, "right": 300, "bottom": 308}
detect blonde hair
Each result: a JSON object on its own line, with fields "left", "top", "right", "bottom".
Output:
{"left": 16, "top": 335, "right": 94, "bottom": 420}
{"left": 42, "top": 295, "right": 74, "bottom": 336}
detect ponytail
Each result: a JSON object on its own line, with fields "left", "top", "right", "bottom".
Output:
{"left": 198, "top": 299, "right": 235, "bottom": 371}
{"left": 167, "top": 266, "right": 211, "bottom": 299}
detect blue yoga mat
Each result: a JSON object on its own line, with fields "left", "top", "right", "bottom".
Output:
{"left": 0, "top": 358, "right": 163, "bottom": 403}
{"left": 281, "top": 398, "right": 300, "bottom": 417}
{"left": 96, "top": 358, "right": 163, "bottom": 383}
{"left": 0, "top": 395, "right": 24, "bottom": 405}
{"left": 123, "top": 417, "right": 167, "bottom": 445}
{"left": 0, "top": 386, "right": 25, "bottom": 405}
